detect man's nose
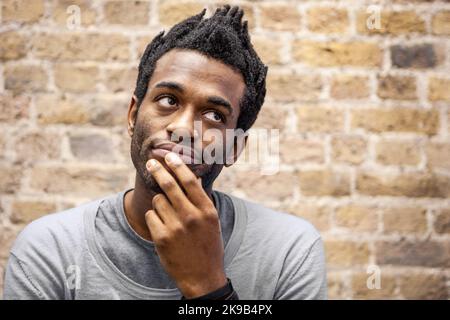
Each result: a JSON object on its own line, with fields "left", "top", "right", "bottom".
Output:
{"left": 166, "top": 109, "right": 199, "bottom": 143}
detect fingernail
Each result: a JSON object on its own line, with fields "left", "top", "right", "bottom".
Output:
{"left": 146, "top": 159, "right": 158, "bottom": 170}
{"left": 166, "top": 152, "right": 182, "bottom": 166}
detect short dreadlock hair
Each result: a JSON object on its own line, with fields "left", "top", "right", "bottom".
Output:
{"left": 134, "top": 5, "right": 268, "bottom": 132}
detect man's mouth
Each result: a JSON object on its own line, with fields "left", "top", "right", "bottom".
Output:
{"left": 151, "top": 142, "right": 202, "bottom": 165}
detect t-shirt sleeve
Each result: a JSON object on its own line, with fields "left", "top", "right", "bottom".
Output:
{"left": 273, "top": 237, "right": 328, "bottom": 300}
{"left": 3, "top": 253, "right": 46, "bottom": 300}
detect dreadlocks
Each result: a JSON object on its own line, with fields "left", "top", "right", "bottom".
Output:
{"left": 134, "top": 4, "right": 268, "bottom": 132}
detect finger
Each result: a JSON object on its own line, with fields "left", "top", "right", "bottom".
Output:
{"left": 146, "top": 158, "right": 195, "bottom": 212}
{"left": 152, "top": 193, "right": 177, "bottom": 224}
{"left": 164, "top": 152, "right": 213, "bottom": 210}
{"left": 144, "top": 209, "right": 166, "bottom": 241}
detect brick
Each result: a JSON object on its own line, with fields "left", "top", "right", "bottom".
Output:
{"left": 356, "top": 10, "right": 426, "bottom": 35}
{"left": 0, "top": 93, "right": 30, "bottom": 123}
{"left": 252, "top": 105, "right": 287, "bottom": 131}
{"left": 14, "top": 130, "right": 62, "bottom": 164}
{"left": 36, "top": 94, "right": 89, "bottom": 125}
{"left": 306, "top": 7, "right": 349, "bottom": 34}
{"left": 383, "top": 207, "right": 427, "bottom": 234}
{"left": 298, "top": 169, "right": 350, "bottom": 197}
{"left": 352, "top": 272, "right": 397, "bottom": 299}
{"left": 2, "top": 0, "right": 44, "bottom": 23}
{"left": 87, "top": 96, "right": 129, "bottom": 127}
{"left": 69, "top": 133, "right": 115, "bottom": 162}
{"left": 285, "top": 204, "right": 331, "bottom": 232}
{"left": 434, "top": 208, "right": 450, "bottom": 234}
{"left": 11, "top": 200, "right": 57, "bottom": 224}
{"left": 335, "top": 205, "right": 378, "bottom": 232}
{"left": 54, "top": 64, "right": 99, "bottom": 92}
{"left": 327, "top": 273, "right": 346, "bottom": 299}
{"left": 426, "top": 142, "right": 450, "bottom": 170}
{"left": 293, "top": 41, "right": 382, "bottom": 67}
{"left": 351, "top": 108, "right": 439, "bottom": 135}
{"left": 390, "top": 44, "right": 437, "bottom": 69}
{"left": 428, "top": 77, "right": 450, "bottom": 101}
{"left": 330, "top": 75, "right": 370, "bottom": 100}
{"left": 331, "top": 135, "right": 367, "bottom": 165}
{"left": 103, "top": 67, "right": 138, "bottom": 93}
{"left": 280, "top": 137, "right": 324, "bottom": 164}
{"left": 0, "top": 227, "right": 19, "bottom": 260}
{"left": 158, "top": 1, "right": 205, "bottom": 26}
{"left": 377, "top": 75, "right": 416, "bottom": 100}
{"left": 356, "top": 171, "right": 450, "bottom": 198}
{"left": 325, "top": 240, "right": 370, "bottom": 267}
{"left": 259, "top": 3, "right": 300, "bottom": 31}
{"left": 52, "top": 0, "right": 96, "bottom": 27}
{"left": 252, "top": 36, "right": 283, "bottom": 65}
{"left": 32, "top": 33, "right": 130, "bottom": 61}
{"left": 0, "top": 165, "right": 22, "bottom": 193}
{"left": 432, "top": 11, "right": 450, "bottom": 35}
{"left": 4, "top": 65, "right": 48, "bottom": 94}
{"left": 297, "top": 106, "right": 345, "bottom": 133}
{"left": 235, "top": 171, "right": 297, "bottom": 203}
{"left": 375, "top": 139, "right": 421, "bottom": 166}
{"left": 0, "top": 31, "right": 27, "bottom": 60}
{"left": 104, "top": 0, "right": 149, "bottom": 25}
{"left": 266, "top": 73, "right": 322, "bottom": 102}
{"left": 30, "top": 165, "right": 130, "bottom": 197}
{"left": 399, "top": 273, "right": 448, "bottom": 300}
{"left": 376, "top": 240, "right": 450, "bottom": 267}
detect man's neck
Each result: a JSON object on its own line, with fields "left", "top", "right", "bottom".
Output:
{"left": 123, "top": 172, "right": 214, "bottom": 242}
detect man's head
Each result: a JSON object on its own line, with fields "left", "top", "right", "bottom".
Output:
{"left": 127, "top": 5, "right": 268, "bottom": 194}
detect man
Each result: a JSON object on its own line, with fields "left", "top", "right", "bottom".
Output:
{"left": 3, "top": 5, "right": 327, "bottom": 300}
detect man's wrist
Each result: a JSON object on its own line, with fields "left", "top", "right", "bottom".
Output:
{"left": 181, "top": 278, "right": 238, "bottom": 300}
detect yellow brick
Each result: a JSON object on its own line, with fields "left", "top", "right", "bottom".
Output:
{"left": 2, "top": 0, "right": 44, "bottom": 23}
{"left": 330, "top": 75, "right": 370, "bottom": 100}
{"left": 104, "top": 0, "right": 149, "bottom": 25}
{"left": 52, "top": 0, "right": 96, "bottom": 27}
{"left": 158, "top": 1, "right": 205, "bottom": 26}
{"left": 298, "top": 169, "right": 350, "bottom": 196}
{"left": 252, "top": 36, "right": 283, "bottom": 65}
{"left": 335, "top": 205, "right": 378, "bottom": 232}
{"left": 54, "top": 64, "right": 99, "bottom": 92}
{"left": 331, "top": 135, "right": 367, "bottom": 165}
{"left": 0, "top": 31, "right": 27, "bottom": 60}
{"left": 4, "top": 65, "right": 48, "bottom": 94}
{"left": 428, "top": 77, "right": 450, "bottom": 101}
{"left": 306, "top": 7, "right": 349, "bottom": 34}
{"left": 375, "top": 139, "right": 421, "bottom": 166}
{"left": 325, "top": 240, "right": 370, "bottom": 267}
{"left": 292, "top": 41, "right": 382, "bottom": 67}
{"left": 426, "top": 142, "right": 450, "bottom": 170}
{"left": 297, "top": 106, "right": 345, "bottom": 133}
{"left": 432, "top": 11, "right": 450, "bottom": 35}
{"left": 377, "top": 75, "right": 416, "bottom": 100}
{"left": 356, "top": 10, "right": 426, "bottom": 35}
{"left": 259, "top": 3, "right": 301, "bottom": 31}
{"left": 266, "top": 72, "right": 322, "bottom": 102}
{"left": 351, "top": 108, "right": 439, "bottom": 135}
{"left": 11, "top": 200, "right": 57, "bottom": 224}
{"left": 383, "top": 207, "right": 427, "bottom": 235}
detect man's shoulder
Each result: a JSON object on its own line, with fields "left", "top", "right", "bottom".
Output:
{"left": 9, "top": 193, "right": 115, "bottom": 259}
{"left": 225, "top": 192, "right": 321, "bottom": 245}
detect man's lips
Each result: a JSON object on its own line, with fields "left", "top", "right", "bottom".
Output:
{"left": 151, "top": 143, "right": 201, "bottom": 165}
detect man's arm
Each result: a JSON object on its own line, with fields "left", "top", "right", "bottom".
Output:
{"left": 274, "top": 237, "right": 328, "bottom": 300}
{"left": 3, "top": 253, "right": 46, "bottom": 300}
{"left": 145, "top": 152, "right": 237, "bottom": 299}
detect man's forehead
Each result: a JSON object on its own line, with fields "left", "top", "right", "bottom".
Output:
{"left": 149, "top": 49, "right": 245, "bottom": 96}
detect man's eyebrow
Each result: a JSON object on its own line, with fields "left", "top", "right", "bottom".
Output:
{"left": 207, "top": 96, "right": 233, "bottom": 116}
{"left": 154, "top": 81, "right": 185, "bottom": 93}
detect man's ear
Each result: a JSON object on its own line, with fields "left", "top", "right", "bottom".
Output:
{"left": 127, "top": 95, "right": 138, "bottom": 137}
{"left": 224, "top": 134, "right": 248, "bottom": 167}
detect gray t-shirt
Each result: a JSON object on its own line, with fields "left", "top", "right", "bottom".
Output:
{"left": 3, "top": 189, "right": 327, "bottom": 300}
{"left": 95, "top": 188, "right": 234, "bottom": 289}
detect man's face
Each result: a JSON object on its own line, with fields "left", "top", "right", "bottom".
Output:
{"left": 128, "top": 48, "right": 246, "bottom": 193}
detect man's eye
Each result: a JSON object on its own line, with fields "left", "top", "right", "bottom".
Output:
{"left": 157, "top": 96, "right": 177, "bottom": 108}
{"left": 204, "top": 111, "right": 224, "bottom": 123}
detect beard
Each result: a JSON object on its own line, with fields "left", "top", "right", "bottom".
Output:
{"left": 130, "top": 123, "right": 224, "bottom": 195}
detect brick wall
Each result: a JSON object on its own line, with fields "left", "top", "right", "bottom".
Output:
{"left": 1, "top": 0, "right": 449, "bottom": 299}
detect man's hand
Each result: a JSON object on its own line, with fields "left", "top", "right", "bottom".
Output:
{"left": 144, "top": 152, "right": 227, "bottom": 299}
